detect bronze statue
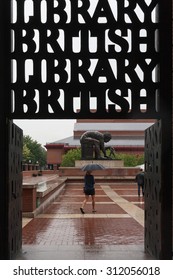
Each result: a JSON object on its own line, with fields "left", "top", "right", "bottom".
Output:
{"left": 105, "top": 146, "right": 116, "bottom": 158}
{"left": 80, "top": 131, "right": 112, "bottom": 160}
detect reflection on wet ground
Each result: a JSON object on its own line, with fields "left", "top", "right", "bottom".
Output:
{"left": 19, "top": 182, "right": 154, "bottom": 260}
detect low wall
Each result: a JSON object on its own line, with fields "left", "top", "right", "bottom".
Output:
{"left": 22, "top": 175, "right": 66, "bottom": 217}
{"left": 23, "top": 170, "right": 59, "bottom": 177}
{"left": 75, "top": 160, "right": 124, "bottom": 168}
{"left": 59, "top": 167, "right": 140, "bottom": 178}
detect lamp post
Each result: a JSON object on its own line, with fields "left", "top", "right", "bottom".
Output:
{"left": 36, "top": 161, "right": 39, "bottom": 170}
{"left": 28, "top": 159, "right": 32, "bottom": 170}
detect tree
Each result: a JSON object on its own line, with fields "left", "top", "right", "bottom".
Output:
{"left": 61, "top": 148, "right": 81, "bottom": 167}
{"left": 115, "top": 153, "right": 144, "bottom": 167}
{"left": 23, "top": 143, "right": 30, "bottom": 159}
{"left": 23, "top": 135, "right": 47, "bottom": 167}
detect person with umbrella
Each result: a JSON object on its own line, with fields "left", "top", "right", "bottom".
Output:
{"left": 80, "top": 170, "right": 96, "bottom": 214}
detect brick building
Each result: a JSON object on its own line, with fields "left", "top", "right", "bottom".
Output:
{"left": 45, "top": 118, "right": 155, "bottom": 169}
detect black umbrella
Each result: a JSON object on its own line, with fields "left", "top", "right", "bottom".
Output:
{"left": 81, "top": 163, "right": 106, "bottom": 171}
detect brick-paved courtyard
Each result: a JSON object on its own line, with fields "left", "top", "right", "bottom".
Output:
{"left": 20, "top": 181, "right": 153, "bottom": 260}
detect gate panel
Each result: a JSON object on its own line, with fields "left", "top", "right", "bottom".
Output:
{"left": 145, "top": 120, "right": 162, "bottom": 258}
{"left": 8, "top": 121, "right": 23, "bottom": 259}
{"left": 0, "top": 0, "right": 172, "bottom": 260}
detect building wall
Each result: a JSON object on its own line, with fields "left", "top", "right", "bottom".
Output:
{"left": 46, "top": 144, "right": 144, "bottom": 168}
{"left": 74, "top": 119, "right": 155, "bottom": 138}
{"left": 76, "top": 118, "right": 156, "bottom": 123}
{"left": 74, "top": 130, "right": 145, "bottom": 137}
{"left": 46, "top": 145, "right": 144, "bottom": 167}
{"left": 46, "top": 147, "right": 64, "bottom": 165}
{"left": 45, "top": 119, "right": 150, "bottom": 167}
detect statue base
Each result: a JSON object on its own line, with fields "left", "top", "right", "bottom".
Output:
{"left": 75, "top": 160, "right": 124, "bottom": 168}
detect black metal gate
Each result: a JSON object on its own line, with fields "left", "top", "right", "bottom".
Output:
{"left": 8, "top": 122, "right": 23, "bottom": 259}
{"left": 0, "top": 120, "right": 23, "bottom": 260}
{"left": 145, "top": 120, "right": 172, "bottom": 259}
{"left": 145, "top": 120, "right": 162, "bottom": 258}
{"left": 0, "top": 0, "right": 172, "bottom": 259}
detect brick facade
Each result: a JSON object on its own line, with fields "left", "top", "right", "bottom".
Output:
{"left": 45, "top": 119, "right": 154, "bottom": 168}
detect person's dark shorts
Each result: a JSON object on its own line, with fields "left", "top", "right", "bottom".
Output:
{"left": 84, "top": 188, "right": 95, "bottom": 196}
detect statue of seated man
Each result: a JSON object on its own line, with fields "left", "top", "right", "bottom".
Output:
{"left": 80, "top": 131, "right": 112, "bottom": 159}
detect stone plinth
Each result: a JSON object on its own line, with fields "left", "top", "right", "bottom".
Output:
{"left": 58, "top": 167, "right": 140, "bottom": 178}
{"left": 75, "top": 160, "right": 124, "bottom": 168}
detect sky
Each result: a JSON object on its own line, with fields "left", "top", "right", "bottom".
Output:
{"left": 14, "top": 119, "right": 76, "bottom": 147}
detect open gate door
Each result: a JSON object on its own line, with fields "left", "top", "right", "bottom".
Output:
{"left": 145, "top": 120, "right": 172, "bottom": 259}
{"left": 8, "top": 121, "right": 23, "bottom": 259}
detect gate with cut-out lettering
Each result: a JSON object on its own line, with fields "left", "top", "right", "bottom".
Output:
{"left": 0, "top": 0, "right": 172, "bottom": 259}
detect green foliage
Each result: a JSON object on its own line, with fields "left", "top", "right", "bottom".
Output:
{"left": 61, "top": 148, "right": 144, "bottom": 168}
{"left": 23, "top": 143, "right": 30, "bottom": 159}
{"left": 115, "top": 153, "right": 144, "bottom": 167}
{"left": 23, "top": 135, "right": 47, "bottom": 167}
{"left": 103, "top": 148, "right": 144, "bottom": 167}
{"left": 61, "top": 148, "right": 81, "bottom": 167}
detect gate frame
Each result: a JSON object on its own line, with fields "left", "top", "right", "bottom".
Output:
{"left": 0, "top": 0, "right": 172, "bottom": 259}
{"left": 159, "top": 0, "right": 172, "bottom": 259}
{"left": 0, "top": 1, "right": 11, "bottom": 259}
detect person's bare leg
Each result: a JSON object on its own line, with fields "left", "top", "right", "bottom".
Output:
{"left": 82, "top": 196, "right": 89, "bottom": 208}
{"left": 92, "top": 195, "right": 96, "bottom": 212}
{"left": 80, "top": 195, "right": 89, "bottom": 214}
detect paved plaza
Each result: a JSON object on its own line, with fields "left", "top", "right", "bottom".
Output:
{"left": 18, "top": 180, "right": 154, "bottom": 260}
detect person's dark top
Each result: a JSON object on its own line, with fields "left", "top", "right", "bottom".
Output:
{"left": 84, "top": 174, "right": 95, "bottom": 190}
{"left": 136, "top": 172, "right": 144, "bottom": 185}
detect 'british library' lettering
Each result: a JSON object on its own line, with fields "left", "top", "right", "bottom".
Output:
{"left": 11, "top": 0, "right": 159, "bottom": 119}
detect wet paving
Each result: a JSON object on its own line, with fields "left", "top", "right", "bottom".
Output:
{"left": 18, "top": 182, "right": 154, "bottom": 260}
